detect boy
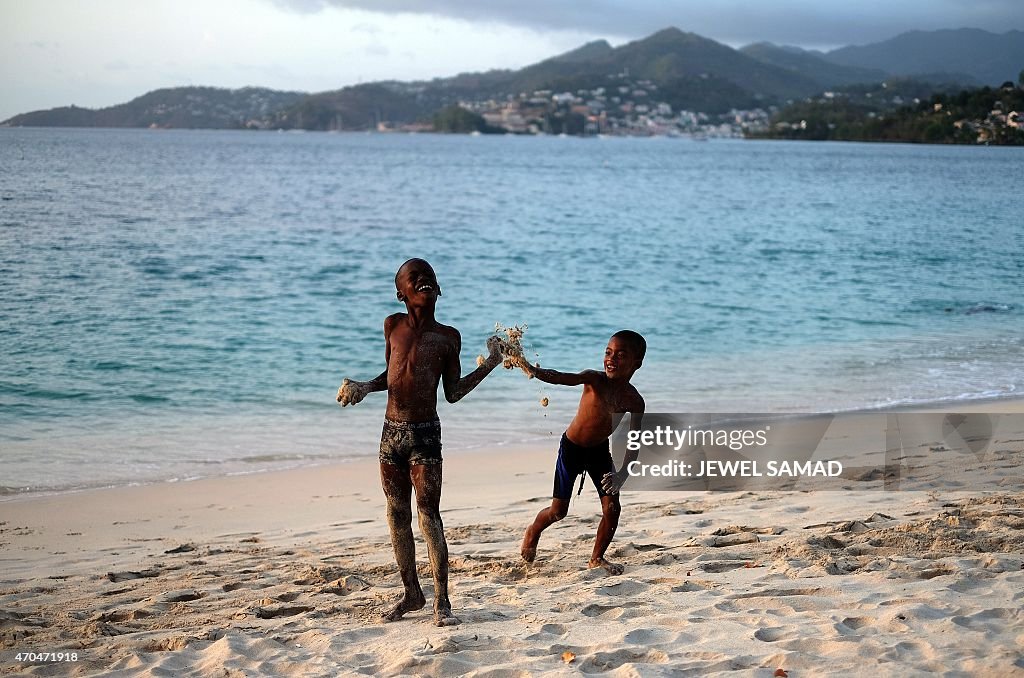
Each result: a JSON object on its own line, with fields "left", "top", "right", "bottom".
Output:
{"left": 337, "top": 258, "right": 503, "bottom": 626}
{"left": 519, "top": 331, "right": 646, "bottom": 575}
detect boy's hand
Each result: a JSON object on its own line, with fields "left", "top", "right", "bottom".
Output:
{"left": 485, "top": 336, "right": 504, "bottom": 367}
{"left": 518, "top": 359, "right": 538, "bottom": 379}
{"left": 337, "top": 378, "right": 370, "bottom": 407}
{"left": 601, "top": 469, "right": 628, "bottom": 495}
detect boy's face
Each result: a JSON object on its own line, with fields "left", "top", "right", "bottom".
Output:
{"left": 395, "top": 259, "right": 440, "bottom": 307}
{"left": 604, "top": 336, "right": 641, "bottom": 381}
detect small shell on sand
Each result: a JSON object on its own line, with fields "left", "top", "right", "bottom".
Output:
{"left": 540, "top": 397, "right": 549, "bottom": 407}
{"left": 476, "top": 355, "right": 485, "bottom": 367}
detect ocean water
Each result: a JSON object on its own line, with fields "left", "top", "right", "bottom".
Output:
{"left": 1, "top": 128, "right": 1022, "bottom": 495}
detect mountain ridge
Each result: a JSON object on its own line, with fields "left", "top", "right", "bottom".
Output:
{"left": 4, "top": 27, "right": 1017, "bottom": 130}
{"left": 823, "top": 28, "right": 1023, "bottom": 85}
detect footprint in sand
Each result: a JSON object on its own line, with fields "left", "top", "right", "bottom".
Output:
{"left": 99, "top": 586, "right": 136, "bottom": 597}
{"left": 163, "top": 543, "right": 196, "bottom": 554}
{"left": 670, "top": 581, "right": 716, "bottom": 593}
{"left": 753, "top": 626, "right": 797, "bottom": 642}
{"left": 612, "top": 542, "right": 667, "bottom": 557}
{"left": 708, "top": 533, "right": 760, "bottom": 547}
{"left": 699, "top": 561, "right": 750, "bottom": 573}
{"left": 595, "top": 579, "right": 649, "bottom": 597}
{"left": 951, "top": 608, "right": 1018, "bottom": 632}
{"left": 107, "top": 569, "right": 161, "bottom": 582}
{"left": 159, "top": 589, "right": 205, "bottom": 603}
{"left": 91, "top": 608, "right": 152, "bottom": 623}
{"left": 255, "top": 604, "right": 314, "bottom": 619}
{"left": 140, "top": 636, "right": 190, "bottom": 652}
{"left": 915, "top": 565, "right": 956, "bottom": 580}
{"left": 578, "top": 649, "right": 670, "bottom": 672}
{"left": 525, "top": 623, "right": 568, "bottom": 641}
{"left": 580, "top": 601, "right": 644, "bottom": 619}
{"left": 623, "top": 627, "right": 674, "bottom": 644}
{"left": 729, "top": 587, "right": 822, "bottom": 600}
{"left": 839, "top": 616, "right": 873, "bottom": 631}
{"left": 540, "top": 623, "right": 567, "bottom": 635}
{"left": 81, "top": 621, "right": 133, "bottom": 638}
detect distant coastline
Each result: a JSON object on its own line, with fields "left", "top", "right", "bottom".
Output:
{"left": 3, "top": 27, "right": 1022, "bottom": 145}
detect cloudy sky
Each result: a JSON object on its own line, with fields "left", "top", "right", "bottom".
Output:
{"left": 2, "top": 0, "right": 1022, "bottom": 121}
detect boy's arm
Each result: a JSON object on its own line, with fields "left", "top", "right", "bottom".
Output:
{"left": 336, "top": 316, "right": 396, "bottom": 406}
{"left": 337, "top": 370, "right": 386, "bottom": 406}
{"left": 442, "top": 334, "right": 503, "bottom": 404}
{"left": 520, "top": 362, "right": 603, "bottom": 387}
{"left": 602, "top": 398, "right": 646, "bottom": 494}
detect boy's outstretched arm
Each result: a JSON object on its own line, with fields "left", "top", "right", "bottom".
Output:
{"left": 519, "top": 362, "right": 603, "bottom": 387}
{"left": 442, "top": 335, "right": 504, "bottom": 403}
{"left": 337, "top": 315, "right": 397, "bottom": 407}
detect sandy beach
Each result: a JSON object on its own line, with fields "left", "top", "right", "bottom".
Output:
{"left": 2, "top": 402, "right": 1023, "bottom": 677}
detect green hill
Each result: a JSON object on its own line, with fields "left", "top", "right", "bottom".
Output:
{"left": 268, "top": 84, "right": 425, "bottom": 131}
{"left": 740, "top": 43, "right": 888, "bottom": 87}
{"left": 3, "top": 87, "right": 306, "bottom": 128}
{"left": 754, "top": 81, "right": 1024, "bottom": 145}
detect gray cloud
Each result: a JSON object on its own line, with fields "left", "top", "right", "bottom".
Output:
{"left": 269, "top": 0, "right": 1024, "bottom": 48}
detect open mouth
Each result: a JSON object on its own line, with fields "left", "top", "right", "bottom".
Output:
{"left": 416, "top": 284, "right": 434, "bottom": 292}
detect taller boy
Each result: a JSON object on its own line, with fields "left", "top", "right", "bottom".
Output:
{"left": 337, "top": 258, "right": 502, "bottom": 626}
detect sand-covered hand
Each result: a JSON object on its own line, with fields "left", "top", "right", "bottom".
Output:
{"left": 485, "top": 336, "right": 504, "bottom": 364}
{"left": 494, "top": 323, "right": 534, "bottom": 372}
{"left": 601, "top": 471, "right": 624, "bottom": 495}
{"left": 337, "top": 378, "right": 370, "bottom": 407}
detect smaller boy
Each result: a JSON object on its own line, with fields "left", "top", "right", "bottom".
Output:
{"left": 519, "top": 331, "right": 646, "bottom": 574}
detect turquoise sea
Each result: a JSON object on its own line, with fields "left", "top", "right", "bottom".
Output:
{"left": 1, "top": 128, "right": 1022, "bottom": 495}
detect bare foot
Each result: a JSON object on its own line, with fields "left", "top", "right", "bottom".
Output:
{"left": 520, "top": 533, "right": 537, "bottom": 563}
{"left": 381, "top": 590, "right": 426, "bottom": 622}
{"left": 434, "top": 605, "right": 461, "bottom": 627}
{"left": 589, "top": 557, "right": 624, "bottom": 575}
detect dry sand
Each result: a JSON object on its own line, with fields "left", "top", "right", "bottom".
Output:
{"left": 2, "top": 406, "right": 1023, "bottom": 676}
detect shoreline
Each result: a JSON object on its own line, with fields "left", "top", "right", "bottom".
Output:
{"left": 0, "top": 442, "right": 555, "bottom": 581}
{"left": 4, "top": 392, "right": 1022, "bottom": 504}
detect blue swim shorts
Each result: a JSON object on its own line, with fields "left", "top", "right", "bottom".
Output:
{"left": 552, "top": 432, "right": 615, "bottom": 500}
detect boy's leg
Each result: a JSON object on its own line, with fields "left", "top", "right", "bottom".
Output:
{"left": 410, "top": 462, "right": 460, "bottom": 627}
{"left": 523, "top": 438, "right": 576, "bottom": 562}
{"left": 521, "top": 497, "right": 569, "bottom": 563}
{"left": 589, "top": 494, "right": 624, "bottom": 575}
{"left": 380, "top": 463, "right": 426, "bottom": 621}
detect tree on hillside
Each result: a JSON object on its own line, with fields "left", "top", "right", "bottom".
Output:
{"left": 433, "top": 105, "right": 495, "bottom": 133}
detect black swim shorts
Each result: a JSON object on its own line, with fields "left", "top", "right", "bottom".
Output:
{"left": 553, "top": 432, "right": 615, "bottom": 500}
{"left": 379, "top": 418, "right": 443, "bottom": 468}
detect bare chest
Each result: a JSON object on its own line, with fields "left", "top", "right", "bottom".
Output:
{"left": 389, "top": 328, "right": 451, "bottom": 377}
{"left": 582, "top": 385, "right": 633, "bottom": 415}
